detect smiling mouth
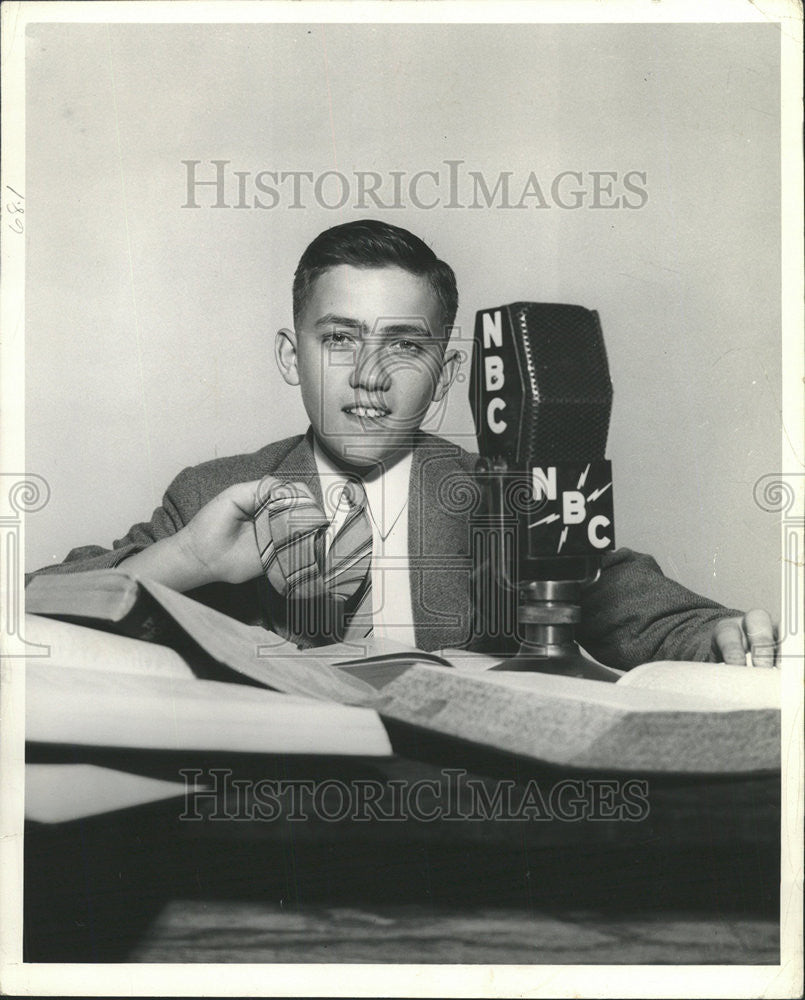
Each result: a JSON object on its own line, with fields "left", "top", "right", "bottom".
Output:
{"left": 343, "top": 405, "right": 390, "bottom": 419}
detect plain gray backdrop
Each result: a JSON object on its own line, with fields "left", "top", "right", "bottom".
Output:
{"left": 25, "top": 22, "right": 781, "bottom": 616}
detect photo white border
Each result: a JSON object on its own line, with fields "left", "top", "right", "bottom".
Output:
{"left": 1, "top": 1, "right": 802, "bottom": 997}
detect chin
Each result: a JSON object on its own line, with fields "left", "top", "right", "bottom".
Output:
{"left": 339, "top": 440, "right": 411, "bottom": 472}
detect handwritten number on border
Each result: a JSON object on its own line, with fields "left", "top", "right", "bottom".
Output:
{"left": 6, "top": 186, "right": 24, "bottom": 233}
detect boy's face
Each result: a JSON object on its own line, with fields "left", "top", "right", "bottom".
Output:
{"left": 276, "top": 264, "right": 459, "bottom": 471}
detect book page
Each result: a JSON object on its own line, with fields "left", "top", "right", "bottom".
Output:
{"left": 370, "top": 662, "right": 780, "bottom": 774}
{"left": 138, "top": 578, "right": 379, "bottom": 703}
{"left": 616, "top": 661, "right": 781, "bottom": 710}
{"left": 407, "top": 660, "right": 735, "bottom": 713}
{"left": 25, "top": 613, "right": 195, "bottom": 679}
{"left": 26, "top": 663, "right": 392, "bottom": 757}
{"left": 25, "top": 764, "right": 208, "bottom": 824}
{"left": 438, "top": 649, "right": 503, "bottom": 673}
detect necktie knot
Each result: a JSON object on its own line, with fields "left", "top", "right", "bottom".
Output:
{"left": 342, "top": 478, "right": 367, "bottom": 511}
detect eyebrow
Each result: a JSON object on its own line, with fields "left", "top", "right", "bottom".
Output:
{"left": 314, "top": 314, "right": 433, "bottom": 338}
{"left": 382, "top": 322, "right": 432, "bottom": 338}
{"left": 315, "top": 314, "right": 366, "bottom": 331}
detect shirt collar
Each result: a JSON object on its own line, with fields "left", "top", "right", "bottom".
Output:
{"left": 312, "top": 438, "right": 412, "bottom": 537}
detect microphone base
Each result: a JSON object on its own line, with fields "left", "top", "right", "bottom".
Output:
{"left": 490, "top": 646, "right": 620, "bottom": 683}
{"left": 489, "top": 580, "right": 621, "bottom": 682}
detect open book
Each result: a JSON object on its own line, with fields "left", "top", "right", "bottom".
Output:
{"left": 26, "top": 569, "right": 780, "bottom": 776}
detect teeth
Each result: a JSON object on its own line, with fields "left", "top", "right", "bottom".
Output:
{"left": 347, "top": 406, "right": 387, "bottom": 418}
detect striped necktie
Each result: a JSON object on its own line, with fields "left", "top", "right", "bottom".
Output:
{"left": 328, "top": 481, "right": 374, "bottom": 641}
{"left": 253, "top": 477, "right": 373, "bottom": 644}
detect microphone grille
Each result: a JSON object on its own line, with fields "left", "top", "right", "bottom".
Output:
{"left": 512, "top": 303, "right": 613, "bottom": 465}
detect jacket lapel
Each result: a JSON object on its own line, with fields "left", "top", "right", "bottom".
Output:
{"left": 408, "top": 436, "right": 476, "bottom": 651}
{"left": 272, "top": 430, "right": 323, "bottom": 507}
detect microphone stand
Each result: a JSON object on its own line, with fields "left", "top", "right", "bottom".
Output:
{"left": 479, "top": 459, "right": 620, "bottom": 682}
{"left": 498, "top": 578, "right": 621, "bottom": 682}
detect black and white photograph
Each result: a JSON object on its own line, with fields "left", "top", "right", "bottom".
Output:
{"left": 1, "top": 1, "right": 802, "bottom": 996}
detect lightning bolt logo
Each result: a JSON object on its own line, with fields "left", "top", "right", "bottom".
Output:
{"left": 557, "top": 526, "right": 569, "bottom": 553}
{"left": 576, "top": 464, "right": 591, "bottom": 490}
{"left": 529, "top": 512, "right": 561, "bottom": 528}
{"left": 587, "top": 482, "right": 612, "bottom": 503}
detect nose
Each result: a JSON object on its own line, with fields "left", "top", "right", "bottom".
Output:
{"left": 348, "top": 340, "right": 392, "bottom": 393}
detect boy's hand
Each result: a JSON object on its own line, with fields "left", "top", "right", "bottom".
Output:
{"left": 123, "top": 480, "right": 266, "bottom": 590}
{"left": 711, "top": 610, "right": 779, "bottom": 667}
{"left": 175, "top": 479, "right": 267, "bottom": 585}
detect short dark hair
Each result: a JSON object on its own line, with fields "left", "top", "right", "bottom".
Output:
{"left": 293, "top": 219, "right": 458, "bottom": 334}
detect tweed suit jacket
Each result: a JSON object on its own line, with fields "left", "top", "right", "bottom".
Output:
{"left": 28, "top": 431, "right": 737, "bottom": 667}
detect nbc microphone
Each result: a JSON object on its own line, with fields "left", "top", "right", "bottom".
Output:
{"left": 469, "top": 302, "right": 620, "bottom": 681}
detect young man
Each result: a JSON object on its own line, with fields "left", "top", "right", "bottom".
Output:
{"left": 29, "top": 220, "right": 777, "bottom": 667}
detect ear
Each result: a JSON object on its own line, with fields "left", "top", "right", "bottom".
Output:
{"left": 275, "top": 328, "right": 300, "bottom": 386}
{"left": 431, "top": 348, "right": 461, "bottom": 403}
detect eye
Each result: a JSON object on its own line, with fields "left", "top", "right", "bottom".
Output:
{"left": 390, "top": 339, "right": 422, "bottom": 355}
{"left": 326, "top": 331, "right": 355, "bottom": 349}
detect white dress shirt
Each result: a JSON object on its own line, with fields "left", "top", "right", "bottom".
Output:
{"left": 313, "top": 441, "right": 416, "bottom": 646}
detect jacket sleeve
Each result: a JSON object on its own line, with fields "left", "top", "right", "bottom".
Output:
{"left": 25, "top": 467, "right": 202, "bottom": 581}
{"left": 578, "top": 547, "right": 742, "bottom": 669}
